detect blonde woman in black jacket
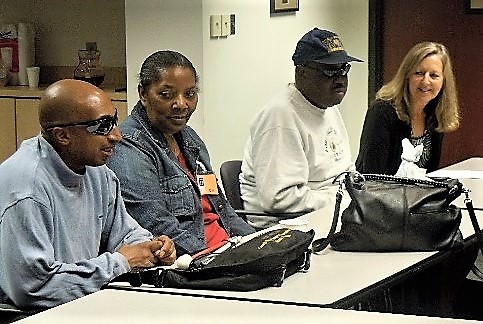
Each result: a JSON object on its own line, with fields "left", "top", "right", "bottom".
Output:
{"left": 356, "top": 41, "right": 460, "bottom": 174}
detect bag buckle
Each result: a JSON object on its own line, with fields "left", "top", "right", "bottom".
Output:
{"left": 299, "top": 250, "right": 311, "bottom": 272}
{"left": 153, "top": 267, "right": 168, "bottom": 288}
{"left": 274, "top": 264, "right": 287, "bottom": 287}
{"left": 463, "top": 188, "right": 472, "bottom": 204}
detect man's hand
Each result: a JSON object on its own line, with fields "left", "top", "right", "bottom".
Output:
{"left": 151, "top": 235, "right": 176, "bottom": 265}
{"left": 117, "top": 237, "right": 175, "bottom": 272}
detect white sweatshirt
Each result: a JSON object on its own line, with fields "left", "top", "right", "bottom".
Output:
{"left": 240, "top": 84, "right": 354, "bottom": 228}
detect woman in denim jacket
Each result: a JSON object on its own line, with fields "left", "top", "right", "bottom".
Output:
{"left": 107, "top": 51, "right": 254, "bottom": 256}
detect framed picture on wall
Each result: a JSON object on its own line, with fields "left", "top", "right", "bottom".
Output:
{"left": 270, "top": 0, "right": 299, "bottom": 14}
{"left": 466, "top": 0, "right": 483, "bottom": 13}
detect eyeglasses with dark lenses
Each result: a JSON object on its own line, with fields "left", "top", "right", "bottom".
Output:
{"left": 305, "top": 63, "right": 351, "bottom": 78}
{"left": 46, "top": 109, "right": 118, "bottom": 135}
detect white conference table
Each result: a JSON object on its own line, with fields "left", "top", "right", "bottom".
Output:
{"left": 441, "top": 157, "right": 483, "bottom": 171}
{"left": 429, "top": 157, "right": 483, "bottom": 210}
{"left": 16, "top": 289, "right": 481, "bottom": 324}
{"left": 438, "top": 158, "right": 483, "bottom": 281}
{"left": 18, "top": 158, "right": 483, "bottom": 323}
{"left": 109, "top": 202, "right": 482, "bottom": 309}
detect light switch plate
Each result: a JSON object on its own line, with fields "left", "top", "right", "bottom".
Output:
{"left": 210, "top": 15, "right": 221, "bottom": 37}
{"left": 221, "top": 15, "right": 230, "bottom": 37}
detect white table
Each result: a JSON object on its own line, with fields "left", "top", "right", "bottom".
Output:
{"left": 16, "top": 289, "right": 481, "bottom": 324}
{"left": 19, "top": 160, "right": 483, "bottom": 322}
{"left": 108, "top": 203, "right": 482, "bottom": 308}
{"left": 441, "top": 157, "right": 483, "bottom": 171}
{"left": 429, "top": 157, "right": 483, "bottom": 210}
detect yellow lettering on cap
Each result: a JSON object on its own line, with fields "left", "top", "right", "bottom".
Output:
{"left": 322, "top": 36, "right": 344, "bottom": 53}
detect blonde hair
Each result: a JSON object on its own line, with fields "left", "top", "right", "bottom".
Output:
{"left": 376, "top": 42, "right": 460, "bottom": 132}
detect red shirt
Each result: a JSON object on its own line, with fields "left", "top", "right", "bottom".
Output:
{"left": 177, "top": 152, "right": 229, "bottom": 253}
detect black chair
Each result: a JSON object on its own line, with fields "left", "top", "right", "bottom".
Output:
{"left": 219, "top": 160, "right": 312, "bottom": 222}
{"left": 219, "top": 160, "right": 244, "bottom": 211}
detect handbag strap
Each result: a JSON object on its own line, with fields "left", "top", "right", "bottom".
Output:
{"left": 463, "top": 190, "right": 483, "bottom": 280}
{"left": 311, "top": 185, "right": 343, "bottom": 253}
{"left": 464, "top": 190, "right": 483, "bottom": 255}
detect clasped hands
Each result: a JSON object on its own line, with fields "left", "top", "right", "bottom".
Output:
{"left": 117, "top": 235, "right": 176, "bottom": 272}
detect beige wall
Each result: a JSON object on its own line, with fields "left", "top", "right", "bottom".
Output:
{"left": 125, "top": 0, "right": 204, "bottom": 135}
{"left": 0, "top": 0, "right": 126, "bottom": 68}
{"left": 126, "top": 0, "right": 368, "bottom": 174}
{"left": 3, "top": 0, "right": 368, "bottom": 174}
{"left": 201, "top": 0, "right": 368, "bottom": 173}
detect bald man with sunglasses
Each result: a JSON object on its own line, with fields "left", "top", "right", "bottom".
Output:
{"left": 0, "top": 79, "right": 176, "bottom": 311}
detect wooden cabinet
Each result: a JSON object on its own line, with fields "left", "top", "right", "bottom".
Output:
{"left": 0, "top": 88, "right": 128, "bottom": 163}
{"left": 15, "top": 99, "right": 128, "bottom": 148}
{"left": 0, "top": 98, "right": 17, "bottom": 162}
{"left": 0, "top": 98, "right": 37, "bottom": 162}
{"left": 111, "top": 100, "right": 128, "bottom": 122}
{"left": 16, "top": 98, "right": 41, "bottom": 147}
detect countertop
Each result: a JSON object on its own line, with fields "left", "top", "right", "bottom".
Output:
{"left": 0, "top": 85, "right": 127, "bottom": 101}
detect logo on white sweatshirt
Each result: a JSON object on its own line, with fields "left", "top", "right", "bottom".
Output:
{"left": 324, "top": 127, "right": 343, "bottom": 161}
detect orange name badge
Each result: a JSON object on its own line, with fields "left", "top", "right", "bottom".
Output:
{"left": 196, "top": 173, "right": 219, "bottom": 195}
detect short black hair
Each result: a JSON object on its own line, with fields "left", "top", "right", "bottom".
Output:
{"left": 138, "top": 50, "right": 199, "bottom": 92}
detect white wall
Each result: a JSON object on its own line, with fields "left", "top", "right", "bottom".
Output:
{"left": 4, "top": 0, "right": 368, "bottom": 173}
{"left": 202, "top": 0, "right": 368, "bottom": 172}
{"left": 125, "top": 0, "right": 204, "bottom": 134}
{"left": 125, "top": 0, "right": 368, "bottom": 173}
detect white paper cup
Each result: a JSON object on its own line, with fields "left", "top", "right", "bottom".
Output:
{"left": 279, "top": 219, "right": 309, "bottom": 231}
{"left": 26, "top": 66, "right": 40, "bottom": 88}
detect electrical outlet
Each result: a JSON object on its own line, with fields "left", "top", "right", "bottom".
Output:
{"left": 210, "top": 15, "right": 221, "bottom": 37}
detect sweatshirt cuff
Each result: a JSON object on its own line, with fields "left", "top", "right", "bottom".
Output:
{"left": 113, "top": 251, "right": 131, "bottom": 275}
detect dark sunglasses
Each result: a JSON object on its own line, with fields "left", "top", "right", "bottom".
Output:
{"left": 46, "top": 109, "right": 118, "bottom": 136}
{"left": 305, "top": 63, "right": 351, "bottom": 78}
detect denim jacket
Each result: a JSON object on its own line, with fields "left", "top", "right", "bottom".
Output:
{"left": 107, "top": 102, "right": 254, "bottom": 255}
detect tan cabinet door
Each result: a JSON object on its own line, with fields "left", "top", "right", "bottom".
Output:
{"left": 16, "top": 98, "right": 41, "bottom": 147}
{"left": 15, "top": 99, "right": 127, "bottom": 146}
{"left": 111, "top": 100, "right": 128, "bottom": 123}
{"left": 0, "top": 98, "right": 17, "bottom": 162}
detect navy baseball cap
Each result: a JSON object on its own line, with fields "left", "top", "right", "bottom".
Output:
{"left": 292, "top": 28, "right": 363, "bottom": 66}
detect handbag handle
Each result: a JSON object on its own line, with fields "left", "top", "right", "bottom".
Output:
{"left": 311, "top": 183, "right": 344, "bottom": 253}
{"left": 463, "top": 190, "right": 483, "bottom": 280}
{"left": 464, "top": 190, "right": 483, "bottom": 255}
{"left": 355, "top": 173, "right": 462, "bottom": 196}
{"left": 362, "top": 173, "right": 449, "bottom": 187}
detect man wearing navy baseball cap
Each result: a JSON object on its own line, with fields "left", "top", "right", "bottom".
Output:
{"left": 240, "top": 28, "right": 363, "bottom": 229}
{"left": 292, "top": 28, "right": 363, "bottom": 65}
{"left": 291, "top": 27, "right": 363, "bottom": 109}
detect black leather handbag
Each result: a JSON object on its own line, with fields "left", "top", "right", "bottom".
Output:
{"left": 312, "top": 172, "right": 466, "bottom": 253}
